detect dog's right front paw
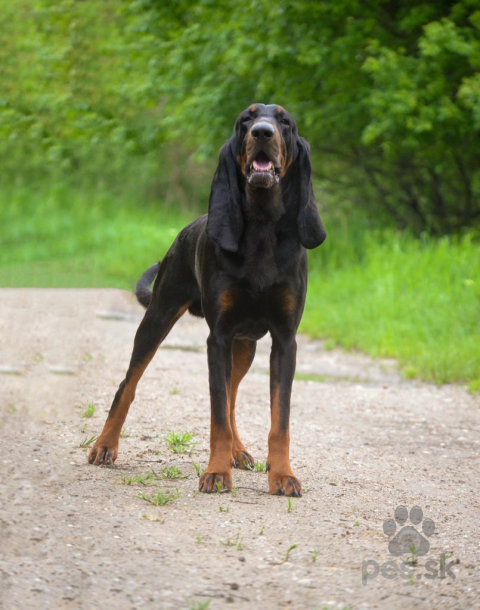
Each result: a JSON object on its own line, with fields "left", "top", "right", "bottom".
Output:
{"left": 88, "top": 440, "right": 118, "bottom": 466}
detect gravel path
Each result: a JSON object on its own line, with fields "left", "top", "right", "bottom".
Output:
{"left": 0, "top": 289, "right": 479, "bottom": 610}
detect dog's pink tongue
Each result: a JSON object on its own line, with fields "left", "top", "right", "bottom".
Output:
{"left": 255, "top": 159, "right": 270, "bottom": 170}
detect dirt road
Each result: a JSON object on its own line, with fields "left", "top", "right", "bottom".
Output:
{"left": 1, "top": 289, "right": 479, "bottom": 609}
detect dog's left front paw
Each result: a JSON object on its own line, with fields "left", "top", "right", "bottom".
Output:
{"left": 199, "top": 470, "right": 233, "bottom": 493}
{"left": 267, "top": 470, "right": 302, "bottom": 497}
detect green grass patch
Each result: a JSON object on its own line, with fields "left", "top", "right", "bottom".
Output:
{"left": 303, "top": 230, "right": 480, "bottom": 385}
{"left": 0, "top": 182, "right": 195, "bottom": 289}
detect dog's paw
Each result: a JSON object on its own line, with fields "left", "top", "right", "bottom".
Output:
{"left": 199, "top": 470, "right": 233, "bottom": 493}
{"left": 231, "top": 449, "right": 255, "bottom": 470}
{"left": 88, "top": 440, "right": 118, "bottom": 466}
{"left": 267, "top": 469, "right": 302, "bottom": 497}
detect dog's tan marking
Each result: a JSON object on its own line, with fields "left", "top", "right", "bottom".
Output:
{"left": 220, "top": 287, "right": 235, "bottom": 313}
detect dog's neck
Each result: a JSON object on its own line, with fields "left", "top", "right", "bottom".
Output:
{"left": 239, "top": 184, "right": 285, "bottom": 291}
{"left": 244, "top": 183, "right": 284, "bottom": 222}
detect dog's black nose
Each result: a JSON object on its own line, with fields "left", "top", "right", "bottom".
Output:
{"left": 251, "top": 122, "right": 275, "bottom": 141}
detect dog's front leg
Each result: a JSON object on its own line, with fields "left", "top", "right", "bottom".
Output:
{"left": 199, "top": 331, "right": 234, "bottom": 493}
{"left": 267, "top": 333, "right": 302, "bottom": 497}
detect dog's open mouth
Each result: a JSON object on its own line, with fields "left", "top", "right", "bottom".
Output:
{"left": 247, "top": 151, "right": 280, "bottom": 187}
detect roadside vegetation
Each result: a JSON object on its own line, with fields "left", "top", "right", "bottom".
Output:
{"left": 2, "top": 183, "right": 478, "bottom": 389}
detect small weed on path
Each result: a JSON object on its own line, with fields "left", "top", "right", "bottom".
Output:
{"left": 142, "top": 514, "right": 164, "bottom": 523}
{"left": 82, "top": 404, "right": 95, "bottom": 418}
{"left": 192, "top": 461, "right": 204, "bottom": 477}
{"left": 272, "top": 544, "right": 298, "bottom": 565}
{"left": 79, "top": 435, "right": 97, "bottom": 448}
{"left": 407, "top": 544, "right": 419, "bottom": 565}
{"left": 123, "top": 468, "right": 186, "bottom": 486}
{"left": 189, "top": 600, "right": 211, "bottom": 610}
{"left": 122, "top": 473, "right": 155, "bottom": 486}
{"left": 138, "top": 489, "right": 180, "bottom": 506}
{"left": 165, "top": 431, "right": 196, "bottom": 454}
{"left": 161, "top": 466, "right": 187, "bottom": 479}
{"left": 221, "top": 533, "right": 243, "bottom": 550}
{"left": 246, "top": 460, "right": 266, "bottom": 472}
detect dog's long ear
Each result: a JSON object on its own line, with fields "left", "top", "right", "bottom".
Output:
{"left": 206, "top": 138, "right": 243, "bottom": 252}
{"left": 294, "top": 137, "right": 327, "bottom": 249}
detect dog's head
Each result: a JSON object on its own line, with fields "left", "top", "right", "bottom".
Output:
{"left": 207, "top": 103, "right": 326, "bottom": 252}
{"left": 234, "top": 104, "right": 296, "bottom": 189}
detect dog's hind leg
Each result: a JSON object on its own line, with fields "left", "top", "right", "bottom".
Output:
{"left": 88, "top": 262, "right": 194, "bottom": 466}
{"left": 229, "top": 338, "right": 256, "bottom": 469}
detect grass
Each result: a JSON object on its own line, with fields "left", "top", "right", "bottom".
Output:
{"left": 246, "top": 460, "right": 266, "bottom": 473}
{"left": 79, "top": 435, "right": 97, "bottom": 448}
{"left": 165, "top": 431, "right": 197, "bottom": 454}
{"left": 221, "top": 533, "right": 243, "bottom": 550}
{"left": 192, "top": 461, "right": 204, "bottom": 478}
{"left": 0, "top": 182, "right": 194, "bottom": 288}
{"left": 281, "top": 544, "right": 298, "bottom": 563}
{"left": 122, "top": 467, "right": 187, "bottom": 485}
{"left": 303, "top": 228, "right": 480, "bottom": 386}
{"left": 82, "top": 404, "right": 96, "bottom": 418}
{"left": 2, "top": 181, "right": 479, "bottom": 387}
{"left": 161, "top": 465, "right": 188, "bottom": 479}
{"left": 407, "top": 544, "right": 419, "bottom": 565}
{"left": 138, "top": 489, "right": 180, "bottom": 506}
{"left": 122, "top": 473, "right": 155, "bottom": 486}
{"left": 189, "top": 601, "right": 211, "bottom": 610}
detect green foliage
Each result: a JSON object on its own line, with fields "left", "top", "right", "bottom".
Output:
{"left": 1, "top": 1, "right": 479, "bottom": 232}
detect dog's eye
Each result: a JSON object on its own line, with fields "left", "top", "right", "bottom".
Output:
{"left": 242, "top": 116, "right": 252, "bottom": 123}
{"left": 280, "top": 118, "right": 290, "bottom": 126}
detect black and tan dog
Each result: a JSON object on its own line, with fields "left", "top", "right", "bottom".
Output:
{"left": 88, "top": 103, "right": 326, "bottom": 497}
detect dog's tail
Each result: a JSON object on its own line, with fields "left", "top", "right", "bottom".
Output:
{"left": 135, "top": 262, "right": 160, "bottom": 308}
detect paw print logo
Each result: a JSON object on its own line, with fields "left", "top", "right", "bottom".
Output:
{"left": 383, "top": 505, "right": 435, "bottom": 556}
